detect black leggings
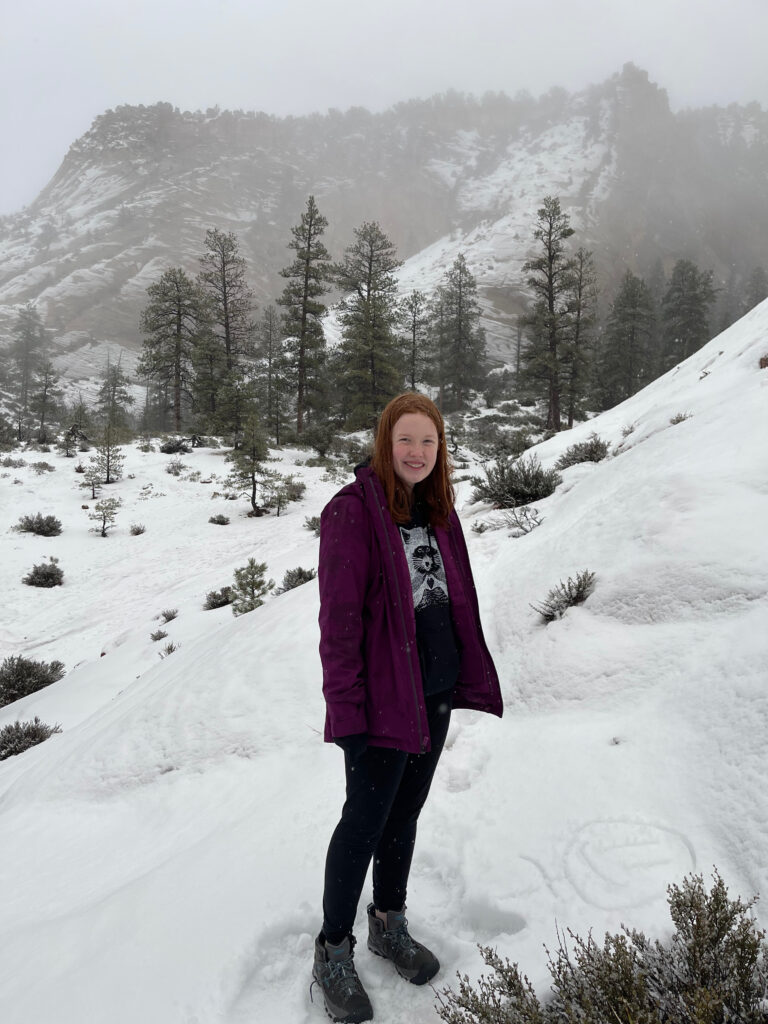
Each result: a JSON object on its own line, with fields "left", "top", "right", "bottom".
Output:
{"left": 322, "top": 690, "right": 452, "bottom": 944}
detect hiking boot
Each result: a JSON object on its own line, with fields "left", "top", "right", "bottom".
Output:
{"left": 311, "top": 933, "right": 373, "bottom": 1023}
{"left": 366, "top": 903, "right": 439, "bottom": 985}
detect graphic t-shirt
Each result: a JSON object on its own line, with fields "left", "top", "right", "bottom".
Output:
{"left": 398, "top": 505, "right": 460, "bottom": 695}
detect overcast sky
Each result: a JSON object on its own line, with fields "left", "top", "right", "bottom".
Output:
{"left": 2, "top": 0, "right": 767, "bottom": 216}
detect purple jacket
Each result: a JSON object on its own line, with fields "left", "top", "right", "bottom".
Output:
{"left": 318, "top": 466, "right": 503, "bottom": 754}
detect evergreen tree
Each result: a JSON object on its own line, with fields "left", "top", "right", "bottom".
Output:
{"left": 190, "top": 331, "right": 228, "bottom": 427}
{"left": 213, "top": 369, "right": 259, "bottom": 445}
{"left": 88, "top": 496, "right": 121, "bottom": 537}
{"left": 562, "top": 247, "right": 597, "bottom": 426}
{"left": 426, "top": 288, "right": 449, "bottom": 410}
{"left": 661, "top": 259, "right": 716, "bottom": 366}
{"left": 96, "top": 354, "right": 134, "bottom": 435}
{"left": 277, "top": 196, "right": 334, "bottom": 434}
{"left": 226, "top": 412, "right": 268, "bottom": 514}
{"left": 521, "top": 196, "right": 575, "bottom": 431}
{"left": 138, "top": 267, "right": 209, "bottom": 432}
{"left": 29, "top": 360, "right": 63, "bottom": 442}
{"left": 10, "top": 302, "right": 46, "bottom": 431}
{"left": 90, "top": 422, "right": 125, "bottom": 484}
{"left": 255, "top": 305, "right": 289, "bottom": 445}
{"left": 400, "top": 289, "right": 430, "bottom": 391}
{"left": 231, "top": 558, "right": 274, "bottom": 616}
{"left": 440, "top": 254, "right": 486, "bottom": 409}
{"left": 597, "top": 270, "right": 656, "bottom": 408}
{"left": 335, "top": 221, "right": 403, "bottom": 429}
{"left": 744, "top": 266, "right": 768, "bottom": 312}
{"left": 198, "top": 228, "right": 255, "bottom": 372}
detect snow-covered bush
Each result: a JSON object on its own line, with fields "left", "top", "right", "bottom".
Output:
{"left": 274, "top": 567, "right": 317, "bottom": 595}
{"left": 165, "top": 457, "right": 184, "bottom": 476}
{"left": 160, "top": 438, "right": 190, "bottom": 454}
{"left": 22, "top": 556, "right": 63, "bottom": 588}
{"left": 1, "top": 456, "right": 26, "bottom": 468}
{"left": 30, "top": 461, "right": 55, "bottom": 474}
{"left": 0, "top": 718, "right": 62, "bottom": 760}
{"left": 436, "top": 871, "right": 768, "bottom": 1024}
{"left": 532, "top": 570, "right": 596, "bottom": 622}
{"left": 0, "top": 655, "right": 65, "bottom": 707}
{"left": 13, "top": 513, "right": 62, "bottom": 536}
{"left": 208, "top": 514, "right": 230, "bottom": 526}
{"left": 472, "top": 454, "right": 561, "bottom": 508}
{"left": 203, "top": 586, "right": 232, "bottom": 610}
{"left": 231, "top": 558, "right": 274, "bottom": 616}
{"left": 670, "top": 411, "right": 692, "bottom": 425}
{"left": 304, "top": 515, "right": 321, "bottom": 536}
{"left": 555, "top": 432, "right": 610, "bottom": 470}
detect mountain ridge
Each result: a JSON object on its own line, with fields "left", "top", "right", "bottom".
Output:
{"left": 0, "top": 63, "right": 766, "bottom": 369}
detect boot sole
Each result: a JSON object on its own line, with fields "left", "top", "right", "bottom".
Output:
{"left": 367, "top": 944, "right": 439, "bottom": 986}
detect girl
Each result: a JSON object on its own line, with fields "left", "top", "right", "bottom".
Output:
{"left": 312, "top": 393, "right": 502, "bottom": 1023}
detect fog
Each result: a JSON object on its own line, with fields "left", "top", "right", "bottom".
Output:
{"left": 2, "top": 0, "right": 767, "bottom": 215}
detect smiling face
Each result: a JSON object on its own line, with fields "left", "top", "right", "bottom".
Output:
{"left": 391, "top": 412, "right": 439, "bottom": 494}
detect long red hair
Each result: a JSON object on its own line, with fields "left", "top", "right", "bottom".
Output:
{"left": 370, "top": 393, "right": 454, "bottom": 528}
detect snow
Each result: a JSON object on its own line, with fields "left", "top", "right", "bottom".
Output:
{"left": 1, "top": 302, "right": 768, "bottom": 1022}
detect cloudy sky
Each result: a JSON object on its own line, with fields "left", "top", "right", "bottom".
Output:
{"left": 2, "top": 0, "right": 767, "bottom": 215}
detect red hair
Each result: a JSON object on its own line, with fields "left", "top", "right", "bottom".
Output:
{"left": 370, "top": 393, "right": 454, "bottom": 528}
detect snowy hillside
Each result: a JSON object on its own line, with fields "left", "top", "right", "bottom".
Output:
{"left": 1, "top": 64, "right": 767, "bottom": 368}
{"left": 1, "top": 302, "right": 767, "bottom": 1023}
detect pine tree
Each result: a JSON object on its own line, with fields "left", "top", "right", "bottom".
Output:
{"left": 661, "top": 259, "right": 716, "bottom": 366}
{"left": 88, "top": 496, "right": 121, "bottom": 537}
{"left": 440, "top": 254, "right": 487, "bottom": 409}
{"left": 426, "top": 288, "right": 449, "bottom": 410}
{"left": 277, "top": 196, "right": 334, "bottom": 435}
{"left": 597, "top": 270, "right": 656, "bottom": 408}
{"left": 138, "top": 267, "right": 209, "bottom": 432}
{"left": 521, "top": 196, "right": 575, "bottom": 431}
{"left": 190, "top": 331, "right": 228, "bottom": 427}
{"left": 562, "top": 247, "right": 597, "bottom": 426}
{"left": 226, "top": 411, "right": 267, "bottom": 515}
{"left": 231, "top": 558, "right": 274, "bottom": 616}
{"left": 198, "top": 228, "right": 255, "bottom": 372}
{"left": 96, "top": 354, "right": 134, "bottom": 435}
{"left": 255, "top": 306, "right": 289, "bottom": 444}
{"left": 335, "top": 221, "right": 403, "bottom": 429}
{"left": 400, "top": 290, "right": 430, "bottom": 391}
{"left": 10, "top": 302, "right": 46, "bottom": 433}
{"left": 744, "top": 266, "right": 768, "bottom": 312}
{"left": 29, "top": 360, "right": 63, "bottom": 442}
{"left": 90, "top": 422, "right": 125, "bottom": 484}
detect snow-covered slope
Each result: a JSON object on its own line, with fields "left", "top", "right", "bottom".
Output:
{"left": 2, "top": 65, "right": 767, "bottom": 369}
{"left": 0, "top": 303, "right": 767, "bottom": 1022}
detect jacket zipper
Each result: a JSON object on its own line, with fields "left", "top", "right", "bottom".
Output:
{"left": 364, "top": 477, "right": 429, "bottom": 753}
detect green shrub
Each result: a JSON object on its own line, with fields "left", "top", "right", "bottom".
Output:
{"left": 13, "top": 513, "right": 62, "bottom": 536}
{"left": 304, "top": 515, "right": 321, "bottom": 537}
{"left": 22, "top": 556, "right": 63, "bottom": 588}
{"left": 203, "top": 586, "right": 232, "bottom": 610}
{"left": 0, "top": 655, "right": 65, "bottom": 707}
{"left": 231, "top": 558, "right": 274, "bottom": 616}
{"left": 30, "top": 461, "right": 56, "bottom": 474}
{"left": 274, "top": 567, "right": 317, "bottom": 595}
{"left": 472, "top": 454, "right": 561, "bottom": 508}
{"left": 555, "top": 433, "right": 610, "bottom": 470}
{"left": 436, "top": 871, "right": 768, "bottom": 1024}
{"left": 1, "top": 456, "right": 26, "bottom": 468}
{"left": 0, "top": 717, "right": 62, "bottom": 760}
{"left": 166, "top": 457, "right": 184, "bottom": 476}
{"left": 532, "top": 570, "right": 596, "bottom": 622}
{"left": 208, "top": 514, "right": 230, "bottom": 525}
